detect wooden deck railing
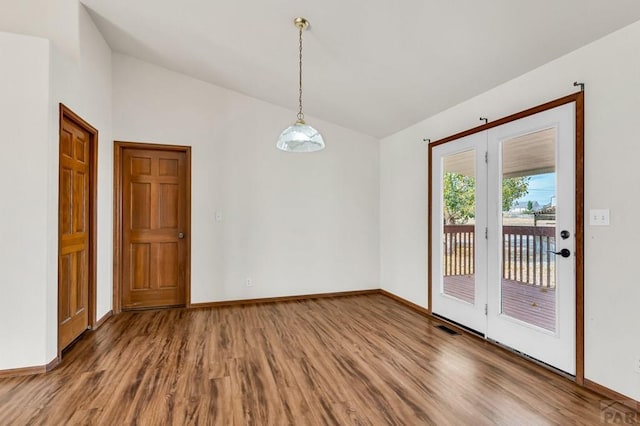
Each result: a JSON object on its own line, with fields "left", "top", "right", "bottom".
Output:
{"left": 443, "top": 224, "right": 556, "bottom": 288}
{"left": 443, "top": 225, "right": 475, "bottom": 276}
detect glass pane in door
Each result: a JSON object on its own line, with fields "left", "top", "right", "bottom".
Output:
{"left": 500, "top": 129, "right": 556, "bottom": 331}
{"left": 442, "top": 150, "right": 476, "bottom": 304}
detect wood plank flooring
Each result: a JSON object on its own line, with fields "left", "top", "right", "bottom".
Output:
{"left": 0, "top": 294, "right": 635, "bottom": 425}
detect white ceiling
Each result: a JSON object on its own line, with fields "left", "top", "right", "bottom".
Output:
{"left": 81, "top": 0, "right": 640, "bottom": 138}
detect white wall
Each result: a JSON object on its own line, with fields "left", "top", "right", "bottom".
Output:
{"left": 380, "top": 21, "right": 640, "bottom": 400}
{"left": 0, "top": 0, "right": 79, "bottom": 58}
{"left": 112, "top": 54, "right": 380, "bottom": 303}
{"left": 0, "top": 3, "right": 112, "bottom": 370}
{"left": 0, "top": 32, "right": 51, "bottom": 368}
{"left": 380, "top": 136, "right": 428, "bottom": 305}
{"left": 45, "top": 5, "right": 113, "bottom": 362}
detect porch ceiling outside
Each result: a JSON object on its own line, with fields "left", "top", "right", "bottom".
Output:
{"left": 443, "top": 128, "right": 555, "bottom": 178}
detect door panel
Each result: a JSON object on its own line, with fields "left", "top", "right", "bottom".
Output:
{"left": 487, "top": 103, "right": 576, "bottom": 374}
{"left": 58, "top": 118, "right": 90, "bottom": 349}
{"left": 157, "top": 243, "right": 179, "bottom": 288}
{"left": 121, "top": 148, "right": 187, "bottom": 309}
{"left": 431, "top": 132, "right": 487, "bottom": 334}
{"left": 159, "top": 184, "right": 179, "bottom": 227}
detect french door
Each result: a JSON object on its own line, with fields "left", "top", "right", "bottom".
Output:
{"left": 431, "top": 132, "right": 488, "bottom": 333}
{"left": 430, "top": 101, "right": 577, "bottom": 374}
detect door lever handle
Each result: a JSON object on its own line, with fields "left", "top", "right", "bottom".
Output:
{"left": 548, "top": 248, "right": 571, "bottom": 258}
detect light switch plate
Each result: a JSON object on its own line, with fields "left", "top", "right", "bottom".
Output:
{"left": 589, "top": 209, "right": 610, "bottom": 226}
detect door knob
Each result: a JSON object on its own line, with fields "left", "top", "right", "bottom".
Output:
{"left": 549, "top": 248, "right": 571, "bottom": 258}
{"left": 178, "top": 232, "right": 185, "bottom": 239}
{"left": 560, "top": 230, "right": 570, "bottom": 240}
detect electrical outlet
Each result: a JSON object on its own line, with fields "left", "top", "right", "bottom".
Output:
{"left": 246, "top": 278, "right": 253, "bottom": 287}
{"left": 635, "top": 356, "right": 640, "bottom": 374}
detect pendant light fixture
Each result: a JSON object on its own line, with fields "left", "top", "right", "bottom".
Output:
{"left": 276, "top": 17, "right": 325, "bottom": 153}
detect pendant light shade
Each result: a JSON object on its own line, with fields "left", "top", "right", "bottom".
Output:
{"left": 276, "top": 119, "right": 325, "bottom": 153}
{"left": 277, "top": 17, "right": 325, "bottom": 153}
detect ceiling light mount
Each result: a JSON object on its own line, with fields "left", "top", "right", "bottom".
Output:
{"left": 294, "top": 17, "right": 309, "bottom": 31}
{"left": 276, "top": 17, "right": 325, "bottom": 153}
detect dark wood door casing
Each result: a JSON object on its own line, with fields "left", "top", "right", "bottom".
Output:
{"left": 114, "top": 142, "right": 191, "bottom": 311}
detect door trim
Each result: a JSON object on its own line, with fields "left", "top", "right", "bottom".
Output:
{"left": 427, "top": 91, "right": 584, "bottom": 383}
{"left": 58, "top": 104, "right": 98, "bottom": 352}
{"left": 113, "top": 141, "right": 192, "bottom": 313}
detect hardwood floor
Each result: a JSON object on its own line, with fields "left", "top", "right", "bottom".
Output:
{"left": 0, "top": 294, "right": 635, "bottom": 425}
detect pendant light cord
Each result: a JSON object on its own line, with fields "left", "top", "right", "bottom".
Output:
{"left": 297, "top": 25, "right": 304, "bottom": 121}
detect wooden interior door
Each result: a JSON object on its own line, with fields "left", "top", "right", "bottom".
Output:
{"left": 121, "top": 147, "right": 187, "bottom": 309}
{"left": 59, "top": 114, "right": 91, "bottom": 350}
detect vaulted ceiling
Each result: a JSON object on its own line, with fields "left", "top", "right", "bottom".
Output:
{"left": 81, "top": 0, "right": 640, "bottom": 138}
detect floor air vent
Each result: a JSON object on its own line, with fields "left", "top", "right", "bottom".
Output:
{"left": 436, "top": 325, "right": 460, "bottom": 335}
